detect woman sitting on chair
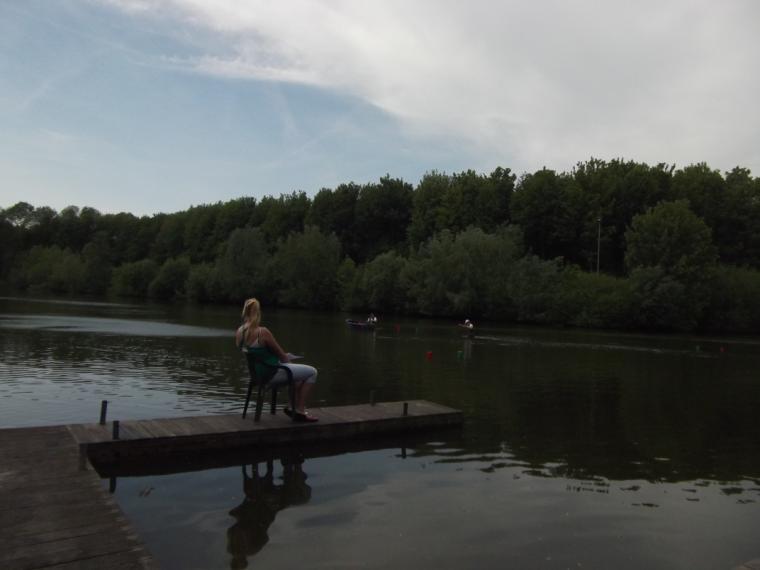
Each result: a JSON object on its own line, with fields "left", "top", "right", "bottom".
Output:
{"left": 235, "top": 298, "right": 319, "bottom": 422}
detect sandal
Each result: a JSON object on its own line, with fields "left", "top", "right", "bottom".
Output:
{"left": 294, "top": 411, "right": 319, "bottom": 423}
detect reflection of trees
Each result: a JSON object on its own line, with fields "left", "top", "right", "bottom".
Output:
{"left": 406, "top": 349, "right": 760, "bottom": 486}
{"left": 227, "top": 453, "right": 312, "bottom": 569}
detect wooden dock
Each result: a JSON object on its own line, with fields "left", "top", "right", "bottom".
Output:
{"left": 0, "top": 425, "right": 157, "bottom": 570}
{"left": 1, "top": 400, "right": 461, "bottom": 570}
{"left": 72, "top": 400, "right": 461, "bottom": 466}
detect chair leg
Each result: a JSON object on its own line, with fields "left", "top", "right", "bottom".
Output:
{"left": 242, "top": 378, "right": 256, "bottom": 419}
{"left": 254, "top": 383, "right": 266, "bottom": 422}
{"left": 270, "top": 387, "right": 278, "bottom": 415}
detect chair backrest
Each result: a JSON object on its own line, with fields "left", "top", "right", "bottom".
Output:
{"left": 244, "top": 350, "right": 278, "bottom": 386}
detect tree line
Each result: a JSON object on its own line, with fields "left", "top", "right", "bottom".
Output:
{"left": 2, "top": 158, "right": 760, "bottom": 332}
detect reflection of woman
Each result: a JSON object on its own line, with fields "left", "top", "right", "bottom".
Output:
{"left": 227, "top": 461, "right": 280, "bottom": 569}
{"left": 236, "top": 298, "right": 318, "bottom": 422}
{"left": 458, "top": 319, "right": 474, "bottom": 332}
{"left": 227, "top": 455, "right": 312, "bottom": 569}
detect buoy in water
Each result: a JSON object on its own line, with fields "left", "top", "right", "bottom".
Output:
{"left": 425, "top": 351, "right": 433, "bottom": 360}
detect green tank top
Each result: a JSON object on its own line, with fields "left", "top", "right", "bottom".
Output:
{"left": 239, "top": 325, "right": 279, "bottom": 380}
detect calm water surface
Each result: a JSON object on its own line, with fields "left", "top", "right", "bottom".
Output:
{"left": 1, "top": 297, "right": 759, "bottom": 569}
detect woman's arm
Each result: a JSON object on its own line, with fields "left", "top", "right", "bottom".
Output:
{"left": 260, "top": 327, "right": 290, "bottom": 362}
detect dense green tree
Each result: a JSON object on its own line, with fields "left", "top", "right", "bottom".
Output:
{"left": 211, "top": 197, "right": 257, "bottom": 246}
{"left": 152, "top": 213, "right": 187, "bottom": 262}
{"left": 439, "top": 167, "right": 514, "bottom": 233}
{"left": 402, "top": 227, "right": 522, "bottom": 318}
{"left": 186, "top": 263, "right": 215, "bottom": 303}
{"left": 505, "top": 254, "right": 567, "bottom": 323}
{"left": 715, "top": 167, "right": 760, "bottom": 266}
{"left": 111, "top": 259, "right": 160, "bottom": 297}
{"left": 306, "top": 183, "right": 360, "bottom": 258}
{"left": 511, "top": 169, "right": 584, "bottom": 263}
{"left": 259, "top": 192, "right": 310, "bottom": 242}
{"left": 407, "top": 171, "right": 450, "bottom": 248}
{"left": 183, "top": 204, "right": 220, "bottom": 263}
{"left": 270, "top": 226, "right": 341, "bottom": 309}
{"left": 702, "top": 265, "right": 760, "bottom": 332}
{"left": 625, "top": 200, "right": 718, "bottom": 330}
{"left": 336, "top": 257, "right": 363, "bottom": 311}
{"left": 671, "top": 163, "right": 725, "bottom": 229}
{"left": 148, "top": 257, "right": 191, "bottom": 300}
{"left": 360, "top": 251, "right": 407, "bottom": 313}
{"left": 354, "top": 176, "right": 413, "bottom": 262}
{"left": 560, "top": 269, "right": 634, "bottom": 328}
{"left": 573, "top": 159, "right": 671, "bottom": 273}
{"left": 1, "top": 202, "right": 36, "bottom": 228}
{"left": 214, "top": 227, "right": 272, "bottom": 302}
{"left": 81, "top": 232, "right": 113, "bottom": 295}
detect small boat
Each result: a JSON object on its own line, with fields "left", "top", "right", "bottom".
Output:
{"left": 346, "top": 319, "right": 375, "bottom": 331}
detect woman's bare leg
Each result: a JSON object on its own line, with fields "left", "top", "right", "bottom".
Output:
{"left": 295, "top": 382, "right": 315, "bottom": 412}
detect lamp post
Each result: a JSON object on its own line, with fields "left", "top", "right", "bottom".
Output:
{"left": 596, "top": 217, "right": 601, "bottom": 274}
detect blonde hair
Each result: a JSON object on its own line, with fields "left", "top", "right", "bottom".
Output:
{"left": 241, "top": 298, "right": 261, "bottom": 329}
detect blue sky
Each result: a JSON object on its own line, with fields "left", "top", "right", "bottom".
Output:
{"left": 1, "top": 1, "right": 758, "bottom": 216}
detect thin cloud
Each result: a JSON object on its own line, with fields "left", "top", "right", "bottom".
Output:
{"left": 76, "top": 1, "right": 760, "bottom": 175}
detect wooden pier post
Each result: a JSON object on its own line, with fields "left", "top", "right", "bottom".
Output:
{"left": 99, "top": 400, "right": 108, "bottom": 425}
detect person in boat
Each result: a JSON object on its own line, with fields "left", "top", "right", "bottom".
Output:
{"left": 458, "top": 319, "right": 474, "bottom": 331}
{"left": 367, "top": 313, "right": 378, "bottom": 324}
{"left": 236, "top": 298, "right": 318, "bottom": 422}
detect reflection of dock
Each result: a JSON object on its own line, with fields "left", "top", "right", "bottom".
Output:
{"left": 0, "top": 400, "right": 460, "bottom": 570}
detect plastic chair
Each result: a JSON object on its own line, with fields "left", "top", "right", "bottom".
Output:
{"left": 242, "top": 351, "right": 296, "bottom": 422}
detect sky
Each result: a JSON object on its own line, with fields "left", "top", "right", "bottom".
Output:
{"left": 1, "top": 0, "right": 758, "bottom": 216}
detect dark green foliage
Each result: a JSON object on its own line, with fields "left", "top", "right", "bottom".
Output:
{"left": 149, "top": 257, "right": 191, "bottom": 300}
{"left": 354, "top": 176, "right": 413, "bottom": 262}
{"left": 186, "top": 263, "right": 215, "bottom": 303}
{"left": 360, "top": 252, "right": 408, "bottom": 313}
{"left": 270, "top": 226, "right": 341, "bottom": 309}
{"left": 407, "top": 171, "right": 449, "bottom": 247}
{"left": 214, "top": 227, "right": 271, "bottom": 303}
{"left": 3, "top": 160, "right": 760, "bottom": 332}
{"left": 573, "top": 158, "right": 671, "bottom": 273}
{"left": 504, "top": 254, "right": 567, "bottom": 323}
{"left": 701, "top": 266, "right": 760, "bottom": 332}
{"left": 625, "top": 201, "right": 718, "bottom": 330}
{"left": 625, "top": 200, "right": 717, "bottom": 279}
{"left": 11, "top": 246, "right": 82, "bottom": 293}
{"left": 402, "top": 227, "right": 522, "bottom": 318}
{"left": 306, "top": 183, "right": 361, "bottom": 259}
{"left": 511, "top": 169, "right": 584, "bottom": 263}
{"left": 561, "top": 269, "right": 634, "bottom": 328}
{"left": 259, "top": 192, "right": 310, "bottom": 242}
{"left": 151, "top": 213, "right": 188, "bottom": 263}
{"left": 336, "top": 257, "right": 363, "bottom": 311}
{"left": 110, "top": 259, "right": 160, "bottom": 297}
{"left": 439, "top": 168, "right": 514, "bottom": 233}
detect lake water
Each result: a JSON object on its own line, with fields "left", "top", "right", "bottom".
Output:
{"left": 1, "top": 296, "right": 759, "bottom": 569}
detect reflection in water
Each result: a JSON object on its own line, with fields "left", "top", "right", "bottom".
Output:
{"left": 227, "top": 454, "right": 311, "bottom": 569}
